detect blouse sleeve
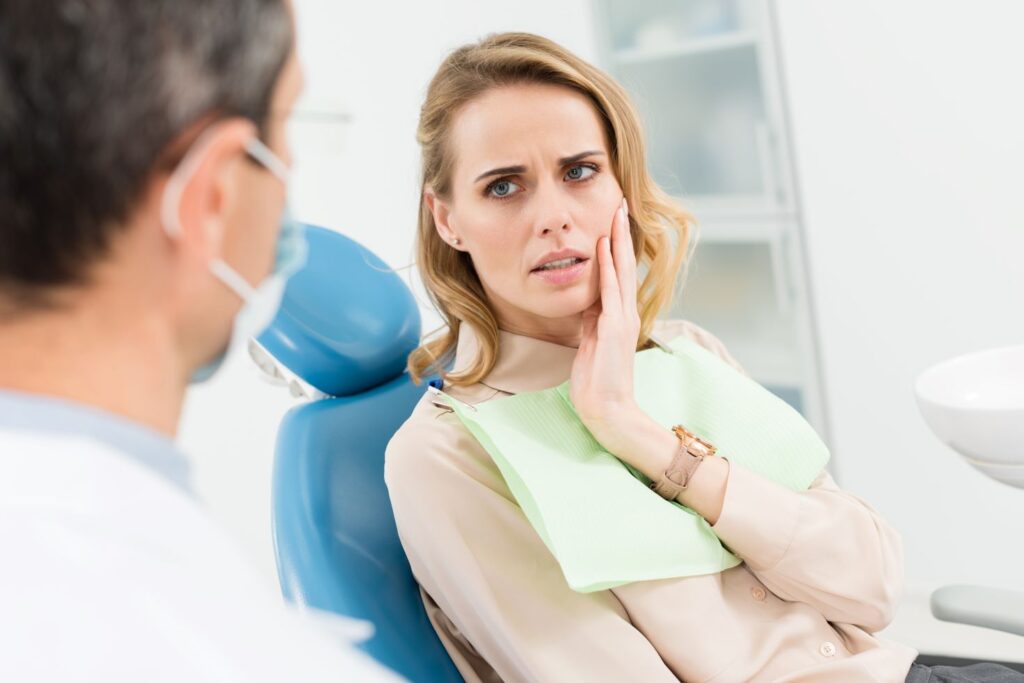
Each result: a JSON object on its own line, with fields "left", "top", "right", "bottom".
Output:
{"left": 710, "top": 464, "right": 904, "bottom": 632}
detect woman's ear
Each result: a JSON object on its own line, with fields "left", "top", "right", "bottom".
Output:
{"left": 424, "top": 189, "right": 465, "bottom": 250}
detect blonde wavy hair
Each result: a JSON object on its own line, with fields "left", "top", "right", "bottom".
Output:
{"left": 408, "top": 32, "right": 695, "bottom": 386}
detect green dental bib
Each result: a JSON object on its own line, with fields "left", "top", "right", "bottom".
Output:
{"left": 439, "top": 335, "right": 829, "bottom": 593}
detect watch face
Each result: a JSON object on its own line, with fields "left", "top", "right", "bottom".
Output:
{"left": 693, "top": 436, "right": 716, "bottom": 456}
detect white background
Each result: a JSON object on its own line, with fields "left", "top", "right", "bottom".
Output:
{"left": 179, "top": 0, "right": 1024, "bottom": 661}
{"left": 775, "top": 0, "right": 1024, "bottom": 659}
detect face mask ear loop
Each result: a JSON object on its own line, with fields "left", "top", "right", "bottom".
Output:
{"left": 159, "top": 125, "right": 227, "bottom": 239}
{"left": 244, "top": 137, "right": 290, "bottom": 183}
{"left": 160, "top": 123, "right": 266, "bottom": 304}
{"left": 208, "top": 259, "right": 259, "bottom": 302}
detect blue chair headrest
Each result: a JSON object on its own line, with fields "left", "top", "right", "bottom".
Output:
{"left": 256, "top": 225, "right": 421, "bottom": 397}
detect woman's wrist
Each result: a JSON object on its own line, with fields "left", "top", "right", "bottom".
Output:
{"left": 584, "top": 404, "right": 677, "bottom": 478}
{"left": 585, "top": 404, "right": 730, "bottom": 524}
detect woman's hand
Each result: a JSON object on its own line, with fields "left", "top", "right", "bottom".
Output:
{"left": 569, "top": 197, "right": 729, "bottom": 520}
{"left": 569, "top": 198, "right": 641, "bottom": 439}
{"left": 569, "top": 197, "right": 666, "bottom": 461}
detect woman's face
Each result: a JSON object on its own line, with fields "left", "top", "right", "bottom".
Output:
{"left": 428, "top": 83, "right": 624, "bottom": 340}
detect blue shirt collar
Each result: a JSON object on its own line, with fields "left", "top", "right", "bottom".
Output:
{"left": 0, "top": 389, "right": 193, "bottom": 495}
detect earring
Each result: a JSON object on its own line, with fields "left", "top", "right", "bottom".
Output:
{"left": 451, "top": 237, "right": 461, "bottom": 246}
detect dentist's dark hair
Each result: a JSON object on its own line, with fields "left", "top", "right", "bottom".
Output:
{"left": 0, "top": 0, "right": 292, "bottom": 315}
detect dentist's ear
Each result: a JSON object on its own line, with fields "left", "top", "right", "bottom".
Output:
{"left": 424, "top": 189, "right": 465, "bottom": 250}
{"left": 163, "top": 118, "right": 259, "bottom": 267}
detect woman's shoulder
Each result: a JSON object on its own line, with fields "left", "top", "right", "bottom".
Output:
{"left": 385, "top": 393, "right": 462, "bottom": 476}
{"left": 384, "top": 388, "right": 509, "bottom": 499}
{"left": 653, "top": 319, "right": 748, "bottom": 375}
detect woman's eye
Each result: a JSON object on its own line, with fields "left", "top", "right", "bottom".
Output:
{"left": 487, "top": 179, "right": 522, "bottom": 199}
{"left": 565, "top": 164, "right": 597, "bottom": 182}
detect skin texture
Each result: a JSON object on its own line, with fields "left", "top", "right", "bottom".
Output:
{"left": 0, "top": 5, "right": 305, "bottom": 437}
{"left": 427, "top": 82, "right": 729, "bottom": 520}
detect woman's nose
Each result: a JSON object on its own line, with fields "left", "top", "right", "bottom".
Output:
{"left": 532, "top": 186, "right": 573, "bottom": 237}
{"left": 537, "top": 221, "right": 570, "bottom": 237}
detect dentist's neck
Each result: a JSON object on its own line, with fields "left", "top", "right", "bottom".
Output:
{"left": 0, "top": 284, "right": 186, "bottom": 438}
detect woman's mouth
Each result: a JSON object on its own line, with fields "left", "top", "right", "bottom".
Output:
{"left": 530, "top": 256, "right": 590, "bottom": 285}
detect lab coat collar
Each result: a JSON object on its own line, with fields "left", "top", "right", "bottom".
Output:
{"left": 0, "top": 389, "right": 193, "bottom": 495}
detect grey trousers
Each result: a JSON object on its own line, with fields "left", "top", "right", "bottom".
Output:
{"left": 906, "top": 662, "right": 1024, "bottom": 682}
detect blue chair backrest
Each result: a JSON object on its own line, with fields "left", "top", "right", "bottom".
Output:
{"left": 257, "top": 225, "right": 462, "bottom": 682}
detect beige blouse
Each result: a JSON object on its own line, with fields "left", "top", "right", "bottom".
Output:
{"left": 385, "top": 320, "right": 918, "bottom": 683}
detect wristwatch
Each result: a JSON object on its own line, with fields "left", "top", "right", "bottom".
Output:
{"left": 650, "top": 425, "right": 718, "bottom": 501}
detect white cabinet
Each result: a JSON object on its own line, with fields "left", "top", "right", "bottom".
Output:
{"left": 594, "top": 0, "right": 829, "bottom": 442}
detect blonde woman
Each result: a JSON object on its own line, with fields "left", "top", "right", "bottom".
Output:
{"left": 384, "top": 33, "right": 1021, "bottom": 683}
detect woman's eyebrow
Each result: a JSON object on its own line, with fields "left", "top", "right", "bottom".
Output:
{"left": 558, "top": 149, "right": 604, "bottom": 166}
{"left": 474, "top": 164, "right": 526, "bottom": 183}
{"left": 473, "top": 150, "right": 605, "bottom": 183}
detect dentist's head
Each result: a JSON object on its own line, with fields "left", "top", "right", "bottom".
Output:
{"left": 0, "top": 0, "right": 303, "bottom": 432}
{"left": 410, "top": 33, "right": 695, "bottom": 386}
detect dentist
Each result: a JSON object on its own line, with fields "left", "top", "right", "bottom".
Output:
{"left": 0, "top": 1, "right": 397, "bottom": 680}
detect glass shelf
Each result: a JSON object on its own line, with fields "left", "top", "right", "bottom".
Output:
{"left": 613, "top": 46, "right": 769, "bottom": 199}
{"left": 669, "top": 241, "right": 802, "bottom": 387}
{"left": 613, "top": 31, "right": 758, "bottom": 65}
{"left": 687, "top": 212, "right": 790, "bottom": 244}
{"left": 604, "top": 0, "right": 762, "bottom": 53}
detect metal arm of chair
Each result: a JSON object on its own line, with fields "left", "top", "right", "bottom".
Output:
{"left": 931, "top": 585, "right": 1024, "bottom": 637}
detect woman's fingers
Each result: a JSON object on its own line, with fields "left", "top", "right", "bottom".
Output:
{"left": 580, "top": 299, "right": 600, "bottom": 346}
{"left": 610, "top": 200, "right": 627, "bottom": 298}
{"left": 597, "top": 234, "right": 620, "bottom": 322}
{"left": 623, "top": 199, "right": 639, "bottom": 309}
{"left": 606, "top": 197, "right": 640, "bottom": 335}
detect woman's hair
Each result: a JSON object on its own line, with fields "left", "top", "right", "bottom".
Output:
{"left": 408, "top": 32, "right": 695, "bottom": 386}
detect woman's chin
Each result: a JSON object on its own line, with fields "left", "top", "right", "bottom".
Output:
{"left": 530, "top": 289, "right": 600, "bottom": 320}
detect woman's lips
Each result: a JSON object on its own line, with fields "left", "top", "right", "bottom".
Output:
{"left": 530, "top": 258, "right": 590, "bottom": 285}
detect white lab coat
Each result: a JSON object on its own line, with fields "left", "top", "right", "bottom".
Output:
{"left": 0, "top": 428, "right": 402, "bottom": 682}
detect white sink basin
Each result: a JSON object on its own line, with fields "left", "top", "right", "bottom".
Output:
{"left": 915, "top": 345, "right": 1024, "bottom": 488}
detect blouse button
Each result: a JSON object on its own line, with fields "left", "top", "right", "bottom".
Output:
{"left": 819, "top": 641, "right": 837, "bottom": 658}
{"left": 750, "top": 586, "right": 767, "bottom": 602}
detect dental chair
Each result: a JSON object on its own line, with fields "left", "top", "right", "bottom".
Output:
{"left": 252, "top": 224, "right": 463, "bottom": 682}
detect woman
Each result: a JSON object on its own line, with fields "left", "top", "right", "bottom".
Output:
{"left": 385, "top": 33, "right": 1022, "bottom": 683}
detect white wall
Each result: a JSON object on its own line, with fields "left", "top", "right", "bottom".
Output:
{"left": 178, "top": 0, "right": 598, "bottom": 583}
{"left": 775, "top": 0, "right": 1024, "bottom": 659}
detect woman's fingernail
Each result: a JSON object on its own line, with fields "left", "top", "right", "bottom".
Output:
{"left": 623, "top": 198, "right": 629, "bottom": 216}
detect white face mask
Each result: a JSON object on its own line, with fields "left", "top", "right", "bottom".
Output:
{"left": 160, "top": 126, "right": 307, "bottom": 383}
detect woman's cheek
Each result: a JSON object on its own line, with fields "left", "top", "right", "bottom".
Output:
{"left": 576, "top": 190, "right": 621, "bottom": 238}
{"left": 473, "top": 225, "right": 523, "bottom": 281}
